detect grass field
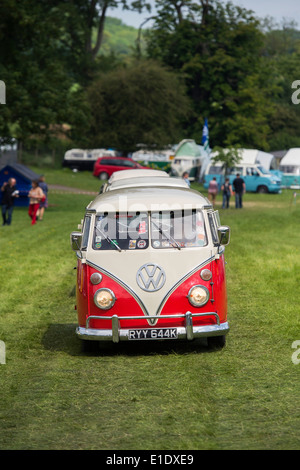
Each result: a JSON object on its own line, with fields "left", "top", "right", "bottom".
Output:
{"left": 0, "top": 169, "right": 299, "bottom": 450}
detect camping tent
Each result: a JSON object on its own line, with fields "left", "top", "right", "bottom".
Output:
{"left": 0, "top": 163, "right": 41, "bottom": 207}
{"left": 279, "top": 148, "right": 300, "bottom": 187}
{"left": 171, "top": 139, "right": 210, "bottom": 180}
{"left": 279, "top": 148, "right": 300, "bottom": 169}
{"left": 237, "top": 149, "right": 276, "bottom": 171}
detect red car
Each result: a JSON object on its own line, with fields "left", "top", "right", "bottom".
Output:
{"left": 93, "top": 156, "right": 146, "bottom": 180}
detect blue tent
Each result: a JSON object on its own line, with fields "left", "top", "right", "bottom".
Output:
{"left": 0, "top": 163, "right": 41, "bottom": 207}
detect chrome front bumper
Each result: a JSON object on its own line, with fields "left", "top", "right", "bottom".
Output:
{"left": 76, "top": 311, "right": 229, "bottom": 343}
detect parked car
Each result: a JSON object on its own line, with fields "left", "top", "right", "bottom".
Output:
{"left": 71, "top": 170, "right": 230, "bottom": 351}
{"left": 93, "top": 156, "right": 147, "bottom": 180}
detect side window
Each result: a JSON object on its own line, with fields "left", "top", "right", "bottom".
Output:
{"left": 213, "top": 210, "right": 220, "bottom": 227}
{"left": 82, "top": 216, "right": 91, "bottom": 250}
{"left": 247, "top": 167, "right": 258, "bottom": 176}
{"left": 121, "top": 160, "right": 136, "bottom": 168}
{"left": 228, "top": 167, "right": 243, "bottom": 176}
{"left": 112, "top": 159, "right": 124, "bottom": 166}
{"left": 207, "top": 212, "right": 218, "bottom": 245}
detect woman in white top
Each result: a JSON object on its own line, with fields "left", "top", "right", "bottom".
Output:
{"left": 28, "top": 180, "right": 44, "bottom": 225}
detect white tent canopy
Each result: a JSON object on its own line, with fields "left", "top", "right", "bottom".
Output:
{"left": 211, "top": 148, "right": 275, "bottom": 171}
{"left": 239, "top": 149, "right": 275, "bottom": 170}
{"left": 279, "top": 148, "right": 300, "bottom": 166}
{"left": 172, "top": 139, "right": 210, "bottom": 180}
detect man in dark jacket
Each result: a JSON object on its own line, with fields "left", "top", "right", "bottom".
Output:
{"left": 232, "top": 173, "right": 246, "bottom": 208}
{"left": 1, "top": 178, "right": 18, "bottom": 225}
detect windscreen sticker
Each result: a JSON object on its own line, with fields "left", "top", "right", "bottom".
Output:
{"left": 138, "top": 221, "right": 147, "bottom": 234}
{"left": 129, "top": 240, "right": 137, "bottom": 249}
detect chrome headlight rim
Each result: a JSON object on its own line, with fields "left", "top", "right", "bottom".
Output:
{"left": 90, "top": 272, "right": 103, "bottom": 285}
{"left": 94, "top": 288, "right": 116, "bottom": 310}
{"left": 187, "top": 285, "right": 210, "bottom": 307}
{"left": 200, "top": 268, "right": 212, "bottom": 281}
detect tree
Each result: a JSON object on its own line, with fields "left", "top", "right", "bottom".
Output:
{"left": 87, "top": 60, "right": 191, "bottom": 153}
{"left": 146, "top": 0, "right": 277, "bottom": 149}
{"left": 74, "top": 0, "right": 151, "bottom": 62}
{"left": 211, "top": 145, "right": 242, "bottom": 174}
{"left": 0, "top": 0, "right": 90, "bottom": 151}
{"left": 260, "top": 21, "right": 300, "bottom": 149}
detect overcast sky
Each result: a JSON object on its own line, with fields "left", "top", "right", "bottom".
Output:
{"left": 108, "top": 0, "right": 300, "bottom": 29}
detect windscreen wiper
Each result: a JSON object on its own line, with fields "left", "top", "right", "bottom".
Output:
{"left": 151, "top": 220, "right": 181, "bottom": 250}
{"left": 97, "top": 228, "right": 122, "bottom": 252}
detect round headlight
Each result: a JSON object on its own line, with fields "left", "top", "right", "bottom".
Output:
{"left": 94, "top": 288, "right": 116, "bottom": 310}
{"left": 188, "top": 285, "right": 209, "bottom": 307}
{"left": 200, "top": 269, "right": 212, "bottom": 281}
{"left": 90, "top": 272, "right": 103, "bottom": 285}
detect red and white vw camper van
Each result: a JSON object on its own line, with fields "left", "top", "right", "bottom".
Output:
{"left": 71, "top": 170, "right": 230, "bottom": 350}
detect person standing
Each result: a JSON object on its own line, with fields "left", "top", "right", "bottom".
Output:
{"left": 182, "top": 171, "right": 191, "bottom": 187}
{"left": 208, "top": 177, "right": 219, "bottom": 207}
{"left": 233, "top": 173, "right": 246, "bottom": 208}
{"left": 1, "top": 178, "right": 19, "bottom": 225}
{"left": 37, "top": 175, "right": 48, "bottom": 221}
{"left": 28, "top": 180, "right": 44, "bottom": 225}
{"left": 221, "top": 178, "right": 233, "bottom": 209}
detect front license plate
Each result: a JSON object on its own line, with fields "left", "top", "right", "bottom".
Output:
{"left": 128, "top": 328, "right": 178, "bottom": 340}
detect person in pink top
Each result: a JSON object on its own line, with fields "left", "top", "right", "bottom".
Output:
{"left": 28, "top": 180, "right": 45, "bottom": 225}
{"left": 208, "top": 177, "right": 219, "bottom": 207}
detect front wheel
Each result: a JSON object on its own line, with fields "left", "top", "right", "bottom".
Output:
{"left": 207, "top": 335, "right": 226, "bottom": 350}
{"left": 257, "top": 185, "right": 268, "bottom": 194}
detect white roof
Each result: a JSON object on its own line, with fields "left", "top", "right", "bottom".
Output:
{"left": 64, "top": 148, "right": 117, "bottom": 160}
{"left": 106, "top": 176, "right": 189, "bottom": 191}
{"left": 240, "top": 149, "right": 274, "bottom": 169}
{"left": 87, "top": 186, "right": 210, "bottom": 212}
{"left": 279, "top": 148, "right": 300, "bottom": 166}
{"left": 107, "top": 169, "right": 168, "bottom": 184}
{"left": 210, "top": 148, "right": 274, "bottom": 169}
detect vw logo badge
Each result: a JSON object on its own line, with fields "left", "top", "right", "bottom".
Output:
{"left": 136, "top": 263, "right": 166, "bottom": 292}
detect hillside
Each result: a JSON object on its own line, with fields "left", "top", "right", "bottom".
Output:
{"left": 98, "top": 17, "right": 146, "bottom": 57}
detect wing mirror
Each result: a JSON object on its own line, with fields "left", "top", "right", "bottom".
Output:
{"left": 70, "top": 231, "right": 82, "bottom": 251}
{"left": 217, "top": 225, "right": 230, "bottom": 246}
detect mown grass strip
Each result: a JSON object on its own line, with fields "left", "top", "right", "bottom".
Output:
{"left": 0, "top": 177, "right": 299, "bottom": 449}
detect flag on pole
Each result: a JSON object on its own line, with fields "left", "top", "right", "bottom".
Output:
{"left": 202, "top": 118, "right": 210, "bottom": 154}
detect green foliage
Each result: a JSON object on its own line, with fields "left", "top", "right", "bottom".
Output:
{"left": 1, "top": 0, "right": 300, "bottom": 156}
{"left": 146, "top": 0, "right": 277, "bottom": 149}
{"left": 211, "top": 145, "right": 242, "bottom": 172}
{"left": 100, "top": 17, "right": 147, "bottom": 58}
{"left": 261, "top": 28, "right": 300, "bottom": 150}
{"left": 0, "top": 0, "right": 89, "bottom": 146}
{"left": 87, "top": 60, "right": 191, "bottom": 152}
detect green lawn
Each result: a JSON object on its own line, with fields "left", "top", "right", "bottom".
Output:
{"left": 0, "top": 169, "right": 299, "bottom": 449}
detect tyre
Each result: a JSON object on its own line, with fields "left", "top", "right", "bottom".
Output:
{"left": 207, "top": 335, "right": 226, "bottom": 350}
{"left": 257, "top": 185, "right": 268, "bottom": 194}
{"left": 99, "top": 172, "right": 109, "bottom": 181}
